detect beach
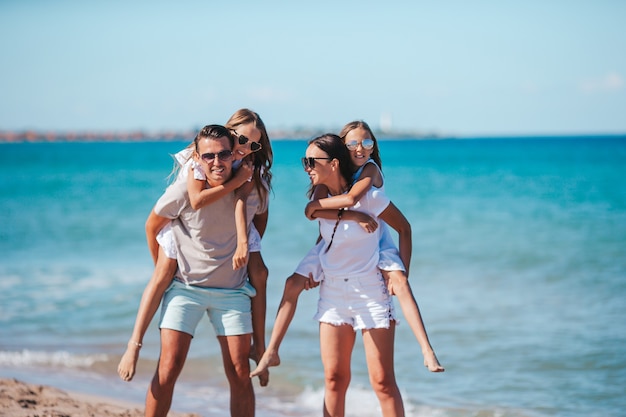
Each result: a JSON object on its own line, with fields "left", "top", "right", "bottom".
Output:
{"left": 0, "top": 377, "right": 199, "bottom": 417}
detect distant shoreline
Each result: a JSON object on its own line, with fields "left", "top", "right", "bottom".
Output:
{"left": 1, "top": 129, "right": 624, "bottom": 143}
{"left": 0, "top": 128, "right": 443, "bottom": 143}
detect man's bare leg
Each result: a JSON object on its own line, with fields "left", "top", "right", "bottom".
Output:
{"left": 145, "top": 329, "right": 192, "bottom": 417}
{"left": 218, "top": 333, "right": 255, "bottom": 416}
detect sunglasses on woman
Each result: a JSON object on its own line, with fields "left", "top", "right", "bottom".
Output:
{"left": 201, "top": 150, "right": 233, "bottom": 163}
{"left": 236, "top": 134, "right": 262, "bottom": 152}
{"left": 345, "top": 138, "right": 374, "bottom": 151}
{"left": 301, "top": 156, "right": 332, "bottom": 170}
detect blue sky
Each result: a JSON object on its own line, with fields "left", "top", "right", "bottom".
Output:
{"left": 1, "top": 1, "right": 625, "bottom": 136}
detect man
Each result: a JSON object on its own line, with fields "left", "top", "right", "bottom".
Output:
{"left": 144, "top": 125, "right": 259, "bottom": 417}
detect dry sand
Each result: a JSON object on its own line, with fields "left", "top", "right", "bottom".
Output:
{"left": 0, "top": 378, "right": 200, "bottom": 417}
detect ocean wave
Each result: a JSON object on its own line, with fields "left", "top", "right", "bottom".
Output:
{"left": 0, "top": 349, "right": 108, "bottom": 368}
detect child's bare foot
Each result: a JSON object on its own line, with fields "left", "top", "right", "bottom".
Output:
{"left": 250, "top": 350, "right": 280, "bottom": 382}
{"left": 117, "top": 343, "right": 141, "bottom": 381}
{"left": 423, "top": 350, "right": 445, "bottom": 372}
{"left": 249, "top": 344, "right": 270, "bottom": 387}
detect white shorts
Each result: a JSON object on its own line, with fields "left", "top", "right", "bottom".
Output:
{"left": 157, "top": 222, "right": 262, "bottom": 260}
{"left": 294, "top": 240, "right": 325, "bottom": 282}
{"left": 314, "top": 270, "right": 397, "bottom": 331}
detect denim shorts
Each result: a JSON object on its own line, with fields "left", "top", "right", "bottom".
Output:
{"left": 159, "top": 280, "right": 255, "bottom": 337}
{"left": 314, "top": 270, "right": 396, "bottom": 330}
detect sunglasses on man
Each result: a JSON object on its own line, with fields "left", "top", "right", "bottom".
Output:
{"left": 201, "top": 150, "right": 233, "bottom": 163}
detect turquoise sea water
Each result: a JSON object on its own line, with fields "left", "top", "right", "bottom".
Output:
{"left": 1, "top": 137, "right": 625, "bottom": 416}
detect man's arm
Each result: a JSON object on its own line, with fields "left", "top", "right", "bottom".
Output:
{"left": 145, "top": 209, "right": 171, "bottom": 265}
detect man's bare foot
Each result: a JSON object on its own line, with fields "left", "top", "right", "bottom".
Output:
{"left": 250, "top": 350, "right": 280, "bottom": 381}
{"left": 117, "top": 344, "right": 141, "bottom": 381}
{"left": 423, "top": 350, "right": 445, "bottom": 372}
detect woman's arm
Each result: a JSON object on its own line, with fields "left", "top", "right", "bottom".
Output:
{"left": 145, "top": 209, "right": 171, "bottom": 265}
{"left": 305, "top": 163, "right": 380, "bottom": 219}
{"left": 378, "top": 201, "right": 412, "bottom": 274}
{"left": 187, "top": 161, "right": 253, "bottom": 210}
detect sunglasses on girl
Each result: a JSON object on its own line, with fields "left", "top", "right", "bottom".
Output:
{"left": 236, "top": 134, "right": 262, "bottom": 152}
{"left": 301, "top": 156, "right": 332, "bottom": 170}
{"left": 345, "top": 138, "right": 374, "bottom": 151}
{"left": 201, "top": 150, "right": 233, "bottom": 163}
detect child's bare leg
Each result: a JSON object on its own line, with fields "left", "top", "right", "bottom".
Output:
{"left": 383, "top": 270, "right": 445, "bottom": 372}
{"left": 118, "top": 249, "right": 178, "bottom": 381}
{"left": 250, "top": 273, "right": 308, "bottom": 378}
{"left": 247, "top": 251, "right": 269, "bottom": 386}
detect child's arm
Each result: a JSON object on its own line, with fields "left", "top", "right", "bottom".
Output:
{"left": 378, "top": 201, "right": 412, "bottom": 274}
{"left": 233, "top": 181, "right": 254, "bottom": 270}
{"left": 304, "top": 163, "right": 381, "bottom": 219}
{"left": 187, "top": 161, "right": 253, "bottom": 210}
{"left": 306, "top": 183, "right": 379, "bottom": 232}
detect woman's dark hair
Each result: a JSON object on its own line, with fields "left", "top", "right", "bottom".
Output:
{"left": 306, "top": 133, "right": 355, "bottom": 198}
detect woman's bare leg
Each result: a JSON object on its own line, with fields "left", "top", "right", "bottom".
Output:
{"left": 362, "top": 324, "right": 404, "bottom": 417}
{"left": 320, "top": 323, "right": 355, "bottom": 417}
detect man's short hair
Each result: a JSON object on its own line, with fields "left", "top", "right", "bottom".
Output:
{"left": 194, "top": 125, "right": 234, "bottom": 150}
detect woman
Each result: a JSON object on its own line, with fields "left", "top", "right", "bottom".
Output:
{"left": 306, "top": 121, "right": 443, "bottom": 373}
{"left": 304, "top": 134, "right": 404, "bottom": 416}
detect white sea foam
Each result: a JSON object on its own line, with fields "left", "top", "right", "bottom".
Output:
{"left": 0, "top": 349, "right": 108, "bottom": 368}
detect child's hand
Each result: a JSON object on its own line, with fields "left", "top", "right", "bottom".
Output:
{"left": 232, "top": 243, "right": 249, "bottom": 270}
{"left": 233, "top": 160, "right": 253, "bottom": 186}
{"left": 352, "top": 211, "right": 378, "bottom": 233}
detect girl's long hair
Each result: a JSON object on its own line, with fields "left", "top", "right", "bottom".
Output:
{"left": 338, "top": 120, "right": 382, "bottom": 171}
{"left": 226, "top": 108, "right": 273, "bottom": 208}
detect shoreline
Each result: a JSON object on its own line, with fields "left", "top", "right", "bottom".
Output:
{"left": 0, "top": 377, "right": 200, "bottom": 417}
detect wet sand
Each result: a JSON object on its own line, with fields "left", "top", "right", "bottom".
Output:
{"left": 0, "top": 377, "right": 200, "bottom": 417}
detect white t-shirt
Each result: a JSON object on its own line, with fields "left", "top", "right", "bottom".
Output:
{"left": 318, "top": 185, "right": 390, "bottom": 279}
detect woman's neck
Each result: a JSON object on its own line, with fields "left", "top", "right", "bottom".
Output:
{"left": 326, "top": 178, "right": 348, "bottom": 196}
